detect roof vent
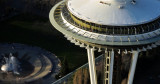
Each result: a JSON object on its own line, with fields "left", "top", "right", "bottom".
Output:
{"left": 131, "top": 0, "right": 136, "bottom": 4}
{"left": 118, "top": 5, "right": 124, "bottom": 9}
{"left": 100, "top": 1, "right": 111, "bottom": 6}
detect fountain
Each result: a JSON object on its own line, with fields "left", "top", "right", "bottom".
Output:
{"left": 1, "top": 53, "right": 20, "bottom": 75}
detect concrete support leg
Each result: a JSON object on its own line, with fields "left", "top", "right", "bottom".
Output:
{"left": 109, "top": 50, "right": 114, "bottom": 84}
{"left": 87, "top": 48, "right": 97, "bottom": 84}
{"left": 127, "top": 51, "right": 139, "bottom": 84}
{"left": 104, "top": 50, "right": 114, "bottom": 84}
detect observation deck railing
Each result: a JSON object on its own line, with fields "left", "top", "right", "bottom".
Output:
{"left": 52, "top": 1, "right": 160, "bottom": 46}
{"left": 61, "top": 4, "right": 160, "bottom": 35}
{"left": 52, "top": 2, "right": 160, "bottom": 44}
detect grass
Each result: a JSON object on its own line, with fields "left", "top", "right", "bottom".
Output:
{"left": 0, "top": 13, "right": 88, "bottom": 71}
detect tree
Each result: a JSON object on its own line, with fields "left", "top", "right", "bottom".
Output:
{"left": 0, "top": 0, "right": 6, "bottom": 5}
{"left": 73, "top": 68, "right": 90, "bottom": 84}
{"left": 60, "top": 56, "right": 69, "bottom": 76}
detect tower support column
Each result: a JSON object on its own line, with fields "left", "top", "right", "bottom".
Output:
{"left": 127, "top": 51, "right": 139, "bottom": 84}
{"left": 109, "top": 50, "right": 115, "bottom": 84}
{"left": 104, "top": 50, "right": 114, "bottom": 84}
{"left": 87, "top": 48, "right": 97, "bottom": 84}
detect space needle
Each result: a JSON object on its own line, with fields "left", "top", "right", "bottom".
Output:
{"left": 49, "top": 0, "right": 160, "bottom": 84}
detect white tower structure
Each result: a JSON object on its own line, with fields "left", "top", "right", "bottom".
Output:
{"left": 49, "top": 0, "right": 160, "bottom": 84}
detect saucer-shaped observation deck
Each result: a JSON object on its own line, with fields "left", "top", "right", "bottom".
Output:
{"left": 49, "top": 0, "right": 160, "bottom": 50}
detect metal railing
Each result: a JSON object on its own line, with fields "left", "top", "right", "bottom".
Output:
{"left": 60, "top": 4, "right": 160, "bottom": 35}
{"left": 52, "top": 54, "right": 103, "bottom": 84}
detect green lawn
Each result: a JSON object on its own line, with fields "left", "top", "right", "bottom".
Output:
{"left": 0, "top": 14, "right": 88, "bottom": 71}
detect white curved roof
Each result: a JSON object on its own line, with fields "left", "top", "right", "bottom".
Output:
{"left": 67, "top": 0, "right": 160, "bottom": 26}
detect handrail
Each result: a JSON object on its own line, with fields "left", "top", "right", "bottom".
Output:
{"left": 52, "top": 55, "right": 103, "bottom": 84}
{"left": 61, "top": 4, "right": 160, "bottom": 35}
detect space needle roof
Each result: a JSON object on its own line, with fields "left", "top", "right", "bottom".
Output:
{"left": 67, "top": 0, "right": 160, "bottom": 26}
